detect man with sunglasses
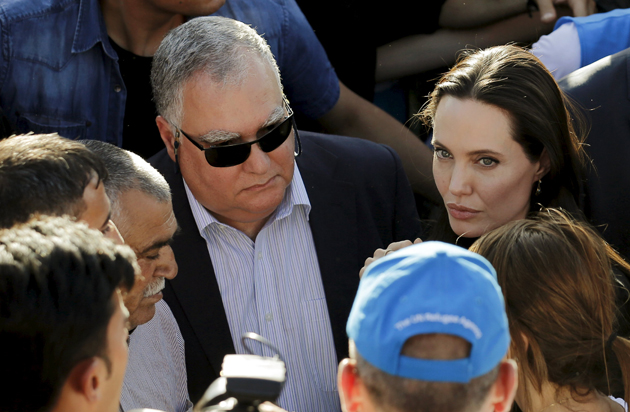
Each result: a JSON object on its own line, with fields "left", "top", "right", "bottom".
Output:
{"left": 149, "top": 17, "right": 420, "bottom": 412}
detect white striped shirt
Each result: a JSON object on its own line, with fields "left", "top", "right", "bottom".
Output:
{"left": 120, "top": 300, "right": 192, "bottom": 412}
{"left": 184, "top": 164, "right": 341, "bottom": 412}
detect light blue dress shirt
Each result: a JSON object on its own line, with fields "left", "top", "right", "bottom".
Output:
{"left": 184, "top": 164, "right": 341, "bottom": 412}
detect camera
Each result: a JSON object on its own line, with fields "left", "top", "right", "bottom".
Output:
{"left": 128, "top": 333, "right": 286, "bottom": 412}
{"left": 194, "top": 353, "right": 286, "bottom": 412}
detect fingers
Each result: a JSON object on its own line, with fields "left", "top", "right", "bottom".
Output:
{"left": 259, "top": 402, "right": 288, "bottom": 412}
{"left": 568, "top": 0, "right": 596, "bottom": 16}
{"left": 373, "top": 247, "right": 389, "bottom": 259}
{"left": 359, "top": 257, "right": 376, "bottom": 278}
{"left": 386, "top": 240, "right": 414, "bottom": 252}
{"left": 359, "top": 239, "right": 424, "bottom": 278}
{"left": 536, "top": 0, "right": 558, "bottom": 23}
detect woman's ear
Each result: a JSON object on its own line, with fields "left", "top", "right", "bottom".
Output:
{"left": 535, "top": 149, "right": 551, "bottom": 181}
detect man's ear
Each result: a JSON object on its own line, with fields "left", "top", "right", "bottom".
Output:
{"left": 66, "top": 357, "right": 108, "bottom": 404}
{"left": 534, "top": 148, "right": 551, "bottom": 181}
{"left": 487, "top": 359, "right": 518, "bottom": 412}
{"left": 338, "top": 358, "right": 365, "bottom": 412}
{"left": 156, "top": 116, "right": 178, "bottom": 163}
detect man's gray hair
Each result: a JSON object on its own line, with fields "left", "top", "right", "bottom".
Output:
{"left": 81, "top": 141, "right": 171, "bottom": 222}
{"left": 151, "top": 16, "right": 283, "bottom": 127}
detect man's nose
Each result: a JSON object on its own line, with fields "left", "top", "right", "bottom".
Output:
{"left": 158, "top": 246, "right": 178, "bottom": 280}
{"left": 242, "top": 143, "right": 271, "bottom": 174}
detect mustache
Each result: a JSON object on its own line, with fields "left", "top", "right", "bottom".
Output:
{"left": 143, "top": 277, "right": 166, "bottom": 297}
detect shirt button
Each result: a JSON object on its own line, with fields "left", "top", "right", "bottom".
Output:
{"left": 257, "top": 252, "right": 262, "bottom": 260}
{"left": 265, "top": 313, "right": 272, "bottom": 321}
{"left": 114, "top": 85, "right": 122, "bottom": 92}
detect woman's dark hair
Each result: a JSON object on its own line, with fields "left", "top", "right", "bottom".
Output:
{"left": 420, "top": 45, "right": 588, "bottom": 242}
{"left": 470, "top": 208, "right": 630, "bottom": 409}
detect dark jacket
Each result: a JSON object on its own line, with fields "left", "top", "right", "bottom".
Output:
{"left": 149, "top": 131, "right": 422, "bottom": 401}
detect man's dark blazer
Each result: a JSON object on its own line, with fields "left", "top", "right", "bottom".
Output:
{"left": 149, "top": 131, "right": 421, "bottom": 402}
{"left": 559, "top": 47, "right": 630, "bottom": 259}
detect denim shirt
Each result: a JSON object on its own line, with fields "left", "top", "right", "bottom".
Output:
{"left": 0, "top": 0, "right": 124, "bottom": 144}
{"left": 0, "top": 0, "right": 339, "bottom": 145}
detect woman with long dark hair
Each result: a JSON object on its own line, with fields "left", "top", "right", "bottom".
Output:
{"left": 419, "top": 45, "right": 587, "bottom": 244}
{"left": 470, "top": 209, "right": 630, "bottom": 411}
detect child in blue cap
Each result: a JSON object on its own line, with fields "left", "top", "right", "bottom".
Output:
{"left": 338, "top": 241, "right": 517, "bottom": 412}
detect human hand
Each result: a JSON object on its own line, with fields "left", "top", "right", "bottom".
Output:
{"left": 534, "top": 0, "right": 596, "bottom": 23}
{"left": 359, "top": 238, "right": 422, "bottom": 278}
{"left": 259, "top": 402, "right": 290, "bottom": 412}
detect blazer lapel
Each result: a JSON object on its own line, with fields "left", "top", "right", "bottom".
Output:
{"left": 297, "top": 133, "right": 359, "bottom": 362}
{"left": 154, "top": 151, "right": 234, "bottom": 376}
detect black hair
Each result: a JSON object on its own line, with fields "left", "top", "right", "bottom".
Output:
{"left": 0, "top": 133, "right": 109, "bottom": 228}
{"left": 0, "top": 215, "right": 136, "bottom": 412}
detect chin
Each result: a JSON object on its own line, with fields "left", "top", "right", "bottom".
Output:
{"left": 131, "top": 304, "right": 157, "bottom": 328}
{"left": 449, "top": 219, "right": 487, "bottom": 239}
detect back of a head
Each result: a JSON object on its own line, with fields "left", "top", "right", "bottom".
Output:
{"left": 420, "top": 45, "right": 587, "bottom": 216}
{"left": 81, "top": 140, "right": 171, "bottom": 222}
{"left": 0, "top": 216, "right": 137, "bottom": 412}
{"left": 470, "top": 208, "right": 630, "bottom": 406}
{"left": 347, "top": 242, "right": 511, "bottom": 412}
{"left": 0, "top": 133, "right": 108, "bottom": 228}
{"left": 151, "top": 16, "right": 282, "bottom": 127}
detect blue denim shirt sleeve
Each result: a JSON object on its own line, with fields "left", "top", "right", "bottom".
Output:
{"left": 0, "top": 0, "right": 124, "bottom": 145}
{"left": 214, "top": 0, "right": 340, "bottom": 120}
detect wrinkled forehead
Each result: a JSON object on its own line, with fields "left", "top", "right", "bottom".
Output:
{"left": 180, "top": 59, "right": 285, "bottom": 136}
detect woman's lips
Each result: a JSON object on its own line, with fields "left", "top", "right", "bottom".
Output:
{"left": 447, "top": 203, "right": 481, "bottom": 220}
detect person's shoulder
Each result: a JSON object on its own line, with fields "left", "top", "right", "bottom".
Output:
{"left": 148, "top": 149, "right": 176, "bottom": 180}
{"left": 211, "top": 0, "right": 286, "bottom": 35}
{"left": 559, "top": 46, "right": 630, "bottom": 93}
{"left": 300, "top": 130, "right": 399, "bottom": 165}
{"left": 0, "top": 0, "right": 80, "bottom": 23}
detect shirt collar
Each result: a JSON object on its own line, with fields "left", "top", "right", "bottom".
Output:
{"left": 184, "top": 162, "right": 311, "bottom": 235}
{"left": 72, "top": 0, "right": 118, "bottom": 59}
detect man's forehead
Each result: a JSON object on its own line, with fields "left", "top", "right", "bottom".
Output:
{"left": 181, "top": 59, "right": 285, "bottom": 139}
{"left": 132, "top": 205, "right": 178, "bottom": 255}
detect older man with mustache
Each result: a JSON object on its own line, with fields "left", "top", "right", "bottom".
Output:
{"left": 84, "top": 140, "right": 189, "bottom": 412}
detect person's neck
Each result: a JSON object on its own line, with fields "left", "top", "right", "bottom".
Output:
{"left": 520, "top": 380, "right": 621, "bottom": 412}
{"left": 212, "top": 213, "right": 271, "bottom": 242}
{"left": 100, "top": 0, "right": 185, "bottom": 56}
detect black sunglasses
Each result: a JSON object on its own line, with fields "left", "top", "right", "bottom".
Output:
{"left": 176, "top": 107, "right": 301, "bottom": 168}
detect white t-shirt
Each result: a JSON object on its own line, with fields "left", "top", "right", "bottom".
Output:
{"left": 611, "top": 396, "right": 628, "bottom": 412}
{"left": 531, "top": 22, "right": 581, "bottom": 80}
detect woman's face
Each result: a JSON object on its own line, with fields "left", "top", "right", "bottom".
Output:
{"left": 432, "top": 96, "right": 547, "bottom": 238}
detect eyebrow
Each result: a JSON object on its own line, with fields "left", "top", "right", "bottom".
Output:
{"left": 137, "top": 226, "right": 180, "bottom": 256}
{"left": 432, "top": 139, "right": 503, "bottom": 157}
{"left": 197, "top": 105, "right": 286, "bottom": 145}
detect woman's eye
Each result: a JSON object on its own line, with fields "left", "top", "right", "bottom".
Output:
{"left": 478, "top": 157, "right": 497, "bottom": 166}
{"left": 434, "top": 149, "right": 451, "bottom": 159}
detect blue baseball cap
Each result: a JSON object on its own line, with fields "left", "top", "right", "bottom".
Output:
{"left": 347, "top": 241, "right": 509, "bottom": 383}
